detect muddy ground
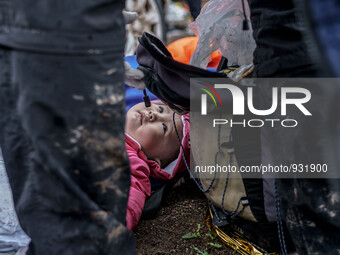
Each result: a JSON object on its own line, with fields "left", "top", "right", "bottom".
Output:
{"left": 134, "top": 179, "right": 238, "bottom": 255}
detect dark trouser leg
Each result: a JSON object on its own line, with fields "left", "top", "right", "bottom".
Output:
{"left": 186, "top": 0, "right": 201, "bottom": 19}
{"left": 248, "top": 0, "right": 340, "bottom": 253}
{"left": 0, "top": 43, "right": 136, "bottom": 255}
{"left": 278, "top": 179, "right": 340, "bottom": 254}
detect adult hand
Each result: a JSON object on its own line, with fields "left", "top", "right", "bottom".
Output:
{"left": 123, "top": 11, "right": 138, "bottom": 24}
{"left": 124, "top": 61, "right": 146, "bottom": 90}
{"left": 123, "top": 11, "right": 145, "bottom": 90}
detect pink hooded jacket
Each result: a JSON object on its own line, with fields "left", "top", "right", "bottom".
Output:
{"left": 125, "top": 114, "right": 190, "bottom": 230}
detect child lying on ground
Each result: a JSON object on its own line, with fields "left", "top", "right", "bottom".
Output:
{"left": 125, "top": 101, "right": 190, "bottom": 230}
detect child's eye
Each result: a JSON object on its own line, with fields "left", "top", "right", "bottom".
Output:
{"left": 159, "top": 106, "right": 164, "bottom": 113}
{"left": 162, "top": 123, "right": 168, "bottom": 134}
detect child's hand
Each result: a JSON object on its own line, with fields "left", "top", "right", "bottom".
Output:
{"left": 124, "top": 61, "right": 146, "bottom": 90}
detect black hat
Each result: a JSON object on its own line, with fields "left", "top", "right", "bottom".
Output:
{"left": 136, "top": 32, "right": 227, "bottom": 113}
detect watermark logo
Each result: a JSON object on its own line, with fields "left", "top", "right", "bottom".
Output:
{"left": 201, "top": 84, "right": 311, "bottom": 116}
{"left": 200, "top": 84, "right": 223, "bottom": 115}
{"left": 190, "top": 78, "right": 339, "bottom": 179}
{"left": 200, "top": 84, "right": 312, "bottom": 128}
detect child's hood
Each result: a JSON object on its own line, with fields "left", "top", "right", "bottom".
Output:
{"left": 125, "top": 133, "right": 172, "bottom": 180}
{"left": 125, "top": 113, "right": 189, "bottom": 180}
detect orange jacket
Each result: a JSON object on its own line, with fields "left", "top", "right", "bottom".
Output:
{"left": 166, "top": 37, "right": 221, "bottom": 68}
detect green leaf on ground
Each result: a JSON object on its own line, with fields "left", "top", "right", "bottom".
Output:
{"left": 193, "top": 247, "right": 210, "bottom": 255}
{"left": 208, "top": 242, "right": 222, "bottom": 248}
{"left": 182, "top": 232, "right": 201, "bottom": 239}
{"left": 196, "top": 224, "right": 201, "bottom": 232}
{"left": 182, "top": 224, "right": 202, "bottom": 239}
{"left": 206, "top": 232, "right": 216, "bottom": 240}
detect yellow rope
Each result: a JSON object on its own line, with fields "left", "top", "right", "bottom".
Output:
{"left": 205, "top": 207, "right": 278, "bottom": 255}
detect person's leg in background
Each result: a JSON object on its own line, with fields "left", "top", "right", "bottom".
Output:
{"left": 0, "top": 1, "right": 136, "bottom": 254}
{"left": 248, "top": 0, "right": 340, "bottom": 253}
{"left": 186, "top": 0, "right": 201, "bottom": 19}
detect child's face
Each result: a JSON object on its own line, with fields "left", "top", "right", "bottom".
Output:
{"left": 125, "top": 102, "right": 183, "bottom": 166}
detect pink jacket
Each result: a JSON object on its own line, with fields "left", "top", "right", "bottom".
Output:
{"left": 125, "top": 134, "right": 175, "bottom": 230}
{"left": 125, "top": 114, "right": 190, "bottom": 230}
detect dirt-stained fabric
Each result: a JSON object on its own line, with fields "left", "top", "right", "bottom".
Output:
{"left": 248, "top": 0, "right": 340, "bottom": 253}
{"left": 0, "top": 1, "right": 136, "bottom": 254}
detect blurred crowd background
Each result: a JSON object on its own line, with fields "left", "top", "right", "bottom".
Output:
{"left": 125, "top": 0, "right": 207, "bottom": 55}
